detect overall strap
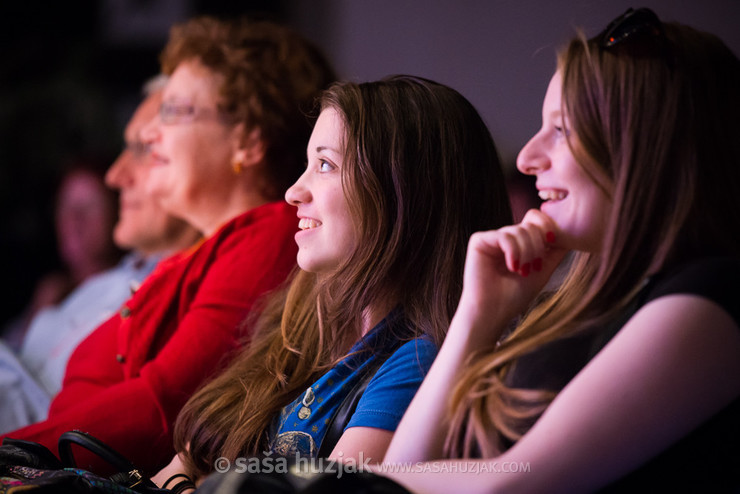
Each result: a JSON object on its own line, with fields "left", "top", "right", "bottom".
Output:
{"left": 317, "top": 351, "right": 393, "bottom": 458}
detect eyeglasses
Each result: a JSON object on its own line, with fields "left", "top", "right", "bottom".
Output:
{"left": 599, "top": 7, "right": 664, "bottom": 49}
{"left": 158, "top": 101, "right": 224, "bottom": 125}
{"left": 126, "top": 141, "right": 150, "bottom": 158}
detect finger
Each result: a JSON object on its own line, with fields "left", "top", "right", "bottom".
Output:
{"left": 521, "top": 209, "right": 559, "bottom": 246}
{"left": 517, "top": 221, "right": 547, "bottom": 274}
{"left": 469, "top": 230, "right": 520, "bottom": 274}
{"left": 496, "top": 230, "right": 523, "bottom": 273}
{"left": 480, "top": 223, "right": 546, "bottom": 276}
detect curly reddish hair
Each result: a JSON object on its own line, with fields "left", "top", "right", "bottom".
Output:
{"left": 160, "top": 16, "right": 337, "bottom": 199}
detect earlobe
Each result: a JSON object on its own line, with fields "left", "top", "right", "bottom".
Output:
{"left": 231, "top": 151, "right": 245, "bottom": 175}
{"left": 237, "top": 127, "right": 266, "bottom": 169}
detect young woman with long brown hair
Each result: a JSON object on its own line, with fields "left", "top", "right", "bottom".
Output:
{"left": 152, "top": 75, "right": 513, "bottom": 488}
{"left": 383, "top": 8, "right": 740, "bottom": 493}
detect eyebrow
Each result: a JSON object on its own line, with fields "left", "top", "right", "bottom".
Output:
{"left": 315, "top": 145, "right": 341, "bottom": 155}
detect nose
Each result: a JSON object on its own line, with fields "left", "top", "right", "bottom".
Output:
{"left": 285, "top": 169, "right": 311, "bottom": 206}
{"left": 105, "top": 150, "right": 132, "bottom": 189}
{"left": 516, "top": 131, "right": 550, "bottom": 176}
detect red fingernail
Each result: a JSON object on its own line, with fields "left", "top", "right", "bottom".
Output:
{"left": 513, "top": 259, "right": 520, "bottom": 271}
{"left": 546, "top": 231, "right": 556, "bottom": 243}
{"left": 533, "top": 257, "right": 542, "bottom": 272}
{"left": 521, "top": 263, "right": 530, "bottom": 277}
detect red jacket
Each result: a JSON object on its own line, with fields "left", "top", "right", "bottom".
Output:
{"left": 2, "top": 201, "right": 298, "bottom": 475}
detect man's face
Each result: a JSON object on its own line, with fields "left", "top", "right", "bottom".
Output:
{"left": 105, "top": 90, "right": 197, "bottom": 256}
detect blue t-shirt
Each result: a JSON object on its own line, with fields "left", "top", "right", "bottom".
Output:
{"left": 270, "top": 313, "right": 437, "bottom": 458}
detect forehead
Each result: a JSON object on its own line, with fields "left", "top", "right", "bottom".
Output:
{"left": 307, "top": 108, "right": 345, "bottom": 153}
{"left": 125, "top": 91, "right": 162, "bottom": 140}
{"left": 543, "top": 71, "right": 563, "bottom": 117}
{"left": 58, "top": 171, "right": 106, "bottom": 202}
{"left": 163, "top": 59, "right": 223, "bottom": 104}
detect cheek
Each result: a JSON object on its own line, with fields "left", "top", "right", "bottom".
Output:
{"left": 335, "top": 215, "right": 358, "bottom": 260}
{"left": 184, "top": 135, "right": 232, "bottom": 180}
{"left": 577, "top": 189, "right": 611, "bottom": 244}
{"left": 330, "top": 193, "right": 355, "bottom": 243}
{"left": 145, "top": 168, "right": 168, "bottom": 197}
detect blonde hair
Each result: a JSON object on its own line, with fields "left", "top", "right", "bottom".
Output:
{"left": 445, "top": 20, "right": 740, "bottom": 457}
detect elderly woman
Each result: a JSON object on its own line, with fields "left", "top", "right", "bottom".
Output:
{"left": 1, "top": 16, "right": 336, "bottom": 475}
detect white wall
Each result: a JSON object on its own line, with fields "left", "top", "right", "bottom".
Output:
{"left": 287, "top": 0, "right": 740, "bottom": 169}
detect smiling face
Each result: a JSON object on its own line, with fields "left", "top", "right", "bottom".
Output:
{"left": 284, "top": 108, "right": 356, "bottom": 274}
{"left": 141, "top": 59, "right": 244, "bottom": 235}
{"left": 516, "top": 71, "right": 612, "bottom": 252}
{"left": 105, "top": 90, "right": 197, "bottom": 256}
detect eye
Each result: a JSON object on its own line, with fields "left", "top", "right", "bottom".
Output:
{"left": 160, "top": 102, "right": 195, "bottom": 124}
{"left": 554, "top": 124, "right": 571, "bottom": 139}
{"left": 318, "top": 159, "right": 335, "bottom": 172}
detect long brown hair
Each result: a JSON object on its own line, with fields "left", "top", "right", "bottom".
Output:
{"left": 174, "top": 75, "right": 513, "bottom": 477}
{"left": 446, "top": 19, "right": 740, "bottom": 457}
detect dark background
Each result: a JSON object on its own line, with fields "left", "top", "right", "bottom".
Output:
{"left": 1, "top": 0, "right": 739, "bottom": 327}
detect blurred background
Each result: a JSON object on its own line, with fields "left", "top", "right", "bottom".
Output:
{"left": 1, "top": 0, "right": 739, "bottom": 328}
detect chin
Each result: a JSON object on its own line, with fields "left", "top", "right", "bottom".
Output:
{"left": 295, "top": 254, "right": 314, "bottom": 273}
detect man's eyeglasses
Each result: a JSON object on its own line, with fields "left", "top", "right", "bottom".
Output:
{"left": 159, "top": 101, "right": 224, "bottom": 125}
{"left": 599, "top": 7, "right": 664, "bottom": 49}
{"left": 127, "top": 141, "right": 150, "bottom": 158}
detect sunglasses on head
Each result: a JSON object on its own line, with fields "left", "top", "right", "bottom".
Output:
{"left": 600, "top": 7, "right": 664, "bottom": 49}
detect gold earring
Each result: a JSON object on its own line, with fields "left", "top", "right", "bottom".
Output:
{"left": 231, "top": 157, "right": 243, "bottom": 175}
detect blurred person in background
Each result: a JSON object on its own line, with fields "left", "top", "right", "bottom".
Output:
{"left": 0, "top": 75, "right": 201, "bottom": 434}
{"left": 1, "top": 158, "right": 122, "bottom": 350}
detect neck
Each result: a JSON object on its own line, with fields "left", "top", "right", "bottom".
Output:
{"left": 197, "top": 191, "right": 270, "bottom": 237}
{"left": 137, "top": 228, "right": 202, "bottom": 259}
{"left": 361, "top": 297, "right": 398, "bottom": 336}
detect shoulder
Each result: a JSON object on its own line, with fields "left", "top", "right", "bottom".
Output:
{"left": 230, "top": 201, "right": 296, "bottom": 233}
{"left": 373, "top": 337, "right": 438, "bottom": 385}
{"left": 347, "top": 337, "right": 438, "bottom": 432}
{"left": 208, "top": 202, "right": 297, "bottom": 257}
{"left": 647, "top": 257, "right": 740, "bottom": 326}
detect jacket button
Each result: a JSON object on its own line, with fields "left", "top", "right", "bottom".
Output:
{"left": 116, "top": 354, "right": 126, "bottom": 363}
{"left": 120, "top": 306, "right": 131, "bottom": 318}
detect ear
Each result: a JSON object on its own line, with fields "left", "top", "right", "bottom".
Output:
{"left": 232, "top": 126, "right": 265, "bottom": 172}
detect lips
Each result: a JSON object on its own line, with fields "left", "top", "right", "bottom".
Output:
{"left": 119, "top": 194, "right": 141, "bottom": 211}
{"left": 298, "top": 218, "right": 322, "bottom": 230}
{"left": 150, "top": 151, "right": 169, "bottom": 166}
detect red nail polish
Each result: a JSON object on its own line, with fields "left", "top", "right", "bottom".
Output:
{"left": 521, "top": 263, "right": 530, "bottom": 277}
{"left": 546, "top": 231, "right": 556, "bottom": 243}
{"left": 533, "top": 257, "right": 542, "bottom": 272}
{"left": 513, "top": 259, "right": 520, "bottom": 271}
